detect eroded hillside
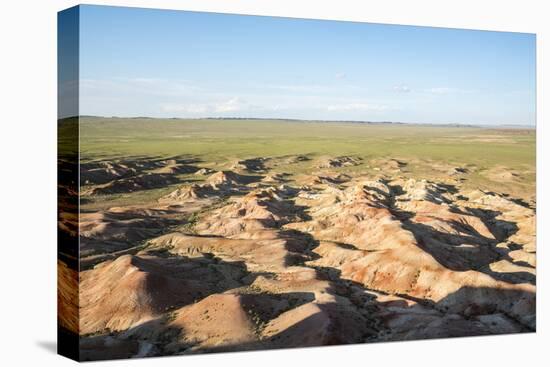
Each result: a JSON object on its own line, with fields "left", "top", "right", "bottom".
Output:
{"left": 69, "top": 152, "right": 536, "bottom": 360}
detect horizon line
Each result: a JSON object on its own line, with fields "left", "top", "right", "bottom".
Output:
{"left": 62, "top": 115, "right": 536, "bottom": 129}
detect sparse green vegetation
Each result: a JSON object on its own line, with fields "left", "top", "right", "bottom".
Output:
{"left": 80, "top": 117, "right": 535, "bottom": 208}
{"left": 80, "top": 117, "right": 535, "bottom": 169}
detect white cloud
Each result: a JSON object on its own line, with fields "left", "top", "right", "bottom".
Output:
{"left": 128, "top": 77, "right": 164, "bottom": 84}
{"left": 425, "top": 87, "right": 476, "bottom": 94}
{"left": 160, "top": 103, "right": 208, "bottom": 114}
{"left": 81, "top": 77, "right": 201, "bottom": 97}
{"left": 427, "top": 87, "right": 454, "bottom": 94}
{"left": 214, "top": 97, "right": 244, "bottom": 112}
{"left": 266, "top": 84, "right": 328, "bottom": 93}
{"left": 326, "top": 103, "right": 389, "bottom": 112}
{"left": 161, "top": 97, "right": 249, "bottom": 115}
{"left": 335, "top": 72, "right": 347, "bottom": 80}
{"left": 81, "top": 77, "right": 394, "bottom": 119}
{"left": 393, "top": 85, "right": 411, "bottom": 93}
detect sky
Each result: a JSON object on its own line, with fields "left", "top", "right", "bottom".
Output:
{"left": 74, "top": 5, "right": 536, "bottom": 125}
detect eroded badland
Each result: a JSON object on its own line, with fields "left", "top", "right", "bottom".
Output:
{"left": 58, "top": 118, "right": 536, "bottom": 360}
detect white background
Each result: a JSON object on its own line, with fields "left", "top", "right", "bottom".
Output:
{"left": 0, "top": 0, "right": 547, "bottom": 365}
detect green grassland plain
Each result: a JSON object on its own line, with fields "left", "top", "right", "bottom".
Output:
{"left": 78, "top": 117, "right": 535, "bottom": 209}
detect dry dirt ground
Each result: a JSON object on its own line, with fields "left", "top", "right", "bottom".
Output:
{"left": 60, "top": 151, "right": 535, "bottom": 360}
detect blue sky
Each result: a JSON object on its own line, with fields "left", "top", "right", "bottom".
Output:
{"left": 77, "top": 5, "right": 536, "bottom": 125}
